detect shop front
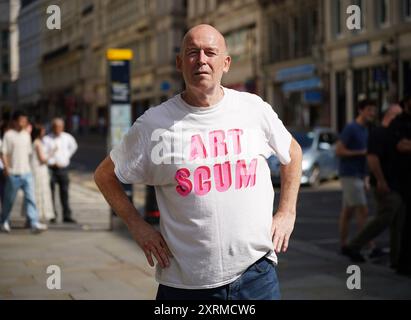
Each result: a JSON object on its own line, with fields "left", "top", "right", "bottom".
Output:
{"left": 273, "top": 64, "right": 325, "bottom": 129}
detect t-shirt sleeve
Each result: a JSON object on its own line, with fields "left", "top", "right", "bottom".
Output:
{"left": 109, "top": 116, "right": 151, "bottom": 184}
{"left": 262, "top": 102, "right": 292, "bottom": 165}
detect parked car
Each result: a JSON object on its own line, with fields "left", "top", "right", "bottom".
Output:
{"left": 267, "top": 127, "right": 339, "bottom": 186}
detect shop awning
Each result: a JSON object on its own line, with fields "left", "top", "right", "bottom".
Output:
{"left": 275, "top": 64, "right": 315, "bottom": 82}
{"left": 281, "top": 77, "right": 322, "bottom": 93}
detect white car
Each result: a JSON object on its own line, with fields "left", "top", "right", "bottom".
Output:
{"left": 268, "top": 127, "right": 339, "bottom": 186}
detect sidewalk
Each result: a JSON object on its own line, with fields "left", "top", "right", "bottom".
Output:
{"left": 1, "top": 174, "right": 410, "bottom": 300}
{"left": 0, "top": 171, "right": 156, "bottom": 299}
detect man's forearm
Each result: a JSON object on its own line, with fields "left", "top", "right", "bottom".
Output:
{"left": 397, "top": 139, "right": 411, "bottom": 153}
{"left": 1, "top": 154, "right": 9, "bottom": 172}
{"left": 94, "top": 157, "right": 144, "bottom": 227}
{"left": 336, "top": 142, "right": 365, "bottom": 157}
{"left": 95, "top": 156, "right": 173, "bottom": 269}
{"left": 367, "top": 154, "right": 386, "bottom": 183}
{"left": 278, "top": 138, "right": 302, "bottom": 214}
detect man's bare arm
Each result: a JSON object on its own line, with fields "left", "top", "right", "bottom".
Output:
{"left": 1, "top": 154, "right": 10, "bottom": 176}
{"left": 94, "top": 156, "right": 172, "bottom": 268}
{"left": 397, "top": 138, "right": 411, "bottom": 154}
{"left": 367, "top": 154, "right": 389, "bottom": 194}
{"left": 335, "top": 140, "right": 366, "bottom": 157}
{"left": 271, "top": 138, "right": 302, "bottom": 253}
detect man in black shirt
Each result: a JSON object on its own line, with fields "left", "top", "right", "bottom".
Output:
{"left": 390, "top": 96, "right": 411, "bottom": 275}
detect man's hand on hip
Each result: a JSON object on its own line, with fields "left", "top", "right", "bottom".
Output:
{"left": 271, "top": 211, "right": 296, "bottom": 253}
{"left": 273, "top": 137, "right": 301, "bottom": 254}
{"left": 94, "top": 156, "right": 173, "bottom": 269}
{"left": 128, "top": 220, "right": 173, "bottom": 269}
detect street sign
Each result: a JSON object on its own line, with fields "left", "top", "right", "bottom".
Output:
{"left": 107, "top": 49, "right": 134, "bottom": 229}
{"left": 107, "top": 50, "right": 133, "bottom": 150}
{"left": 276, "top": 64, "right": 316, "bottom": 82}
{"left": 304, "top": 91, "right": 323, "bottom": 104}
{"left": 349, "top": 42, "right": 369, "bottom": 58}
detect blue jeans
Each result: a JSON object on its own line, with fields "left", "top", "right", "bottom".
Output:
{"left": 156, "top": 256, "right": 281, "bottom": 300}
{"left": 1, "top": 174, "right": 39, "bottom": 226}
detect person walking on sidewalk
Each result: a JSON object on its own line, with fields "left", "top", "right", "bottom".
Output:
{"left": 0, "top": 119, "right": 11, "bottom": 211}
{"left": 43, "top": 118, "right": 78, "bottom": 224}
{"left": 337, "top": 99, "right": 376, "bottom": 256}
{"left": 390, "top": 95, "right": 411, "bottom": 275}
{"left": 0, "top": 111, "right": 47, "bottom": 233}
{"left": 95, "top": 24, "right": 302, "bottom": 300}
{"left": 31, "top": 124, "right": 56, "bottom": 223}
{"left": 342, "top": 104, "right": 404, "bottom": 264}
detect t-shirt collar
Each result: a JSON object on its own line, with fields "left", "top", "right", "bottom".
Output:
{"left": 178, "top": 86, "right": 227, "bottom": 114}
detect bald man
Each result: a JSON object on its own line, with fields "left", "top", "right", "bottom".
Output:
{"left": 95, "top": 25, "right": 302, "bottom": 300}
{"left": 342, "top": 104, "right": 404, "bottom": 265}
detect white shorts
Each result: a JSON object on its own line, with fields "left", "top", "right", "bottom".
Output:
{"left": 340, "top": 177, "right": 367, "bottom": 207}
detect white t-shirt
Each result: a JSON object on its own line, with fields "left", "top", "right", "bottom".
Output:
{"left": 43, "top": 132, "right": 78, "bottom": 168}
{"left": 110, "top": 88, "right": 292, "bottom": 289}
{"left": 1, "top": 129, "right": 32, "bottom": 175}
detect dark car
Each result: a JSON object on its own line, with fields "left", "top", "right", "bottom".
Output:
{"left": 268, "top": 127, "right": 339, "bottom": 186}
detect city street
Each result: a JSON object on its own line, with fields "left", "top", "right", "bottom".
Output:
{"left": 2, "top": 0, "right": 411, "bottom": 303}
{"left": 0, "top": 134, "right": 410, "bottom": 299}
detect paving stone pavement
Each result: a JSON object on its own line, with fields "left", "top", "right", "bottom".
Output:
{"left": 0, "top": 230, "right": 157, "bottom": 299}
{"left": 0, "top": 171, "right": 157, "bottom": 300}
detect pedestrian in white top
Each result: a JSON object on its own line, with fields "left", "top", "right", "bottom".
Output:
{"left": 31, "top": 124, "right": 56, "bottom": 222}
{"left": 43, "top": 118, "right": 78, "bottom": 223}
{"left": 0, "top": 111, "right": 47, "bottom": 233}
{"left": 0, "top": 120, "right": 11, "bottom": 210}
{"left": 94, "top": 24, "right": 302, "bottom": 300}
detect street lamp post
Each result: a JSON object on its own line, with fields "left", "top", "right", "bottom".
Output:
{"left": 106, "top": 48, "right": 134, "bottom": 231}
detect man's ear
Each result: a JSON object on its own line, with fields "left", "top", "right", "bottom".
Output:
{"left": 176, "top": 55, "right": 182, "bottom": 72}
{"left": 223, "top": 55, "right": 231, "bottom": 73}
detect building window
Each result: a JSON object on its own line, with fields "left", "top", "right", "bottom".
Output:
{"left": 403, "top": 0, "right": 411, "bottom": 19}
{"left": 269, "top": 17, "right": 289, "bottom": 63}
{"left": 226, "top": 27, "right": 254, "bottom": 62}
{"left": 311, "top": 8, "right": 318, "bottom": 43}
{"left": 82, "top": 4, "right": 94, "bottom": 16}
{"left": 301, "top": 7, "right": 317, "bottom": 57}
{"left": 21, "top": 0, "right": 37, "bottom": 8}
{"left": 1, "top": 82, "right": 8, "bottom": 98}
{"left": 291, "top": 16, "right": 299, "bottom": 57}
{"left": 332, "top": 0, "right": 342, "bottom": 37}
{"left": 269, "top": 5, "right": 318, "bottom": 63}
{"left": 269, "top": 20, "right": 281, "bottom": 62}
{"left": 376, "top": 0, "right": 389, "bottom": 27}
{"left": 1, "top": 30, "right": 9, "bottom": 50}
{"left": 2, "top": 57, "right": 9, "bottom": 74}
